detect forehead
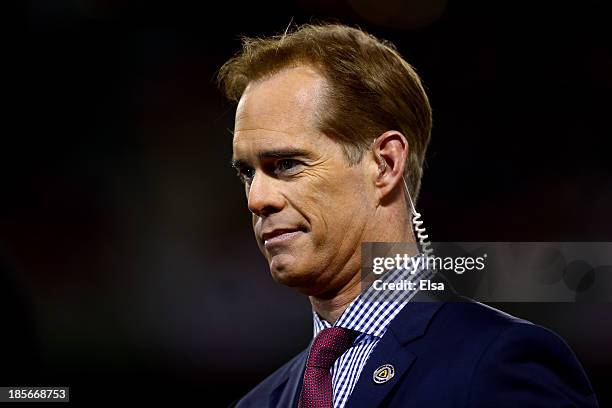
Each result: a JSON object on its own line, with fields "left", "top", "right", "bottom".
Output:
{"left": 233, "top": 65, "right": 327, "bottom": 152}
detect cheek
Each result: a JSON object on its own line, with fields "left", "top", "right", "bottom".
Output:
{"left": 298, "top": 173, "right": 366, "bottom": 243}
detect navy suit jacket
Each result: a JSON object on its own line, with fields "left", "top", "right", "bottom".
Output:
{"left": 231, "top": 288, "right": 598, "bottom": 407}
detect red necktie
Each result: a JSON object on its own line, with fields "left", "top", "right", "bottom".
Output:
{"left": 298, "top": 327, "right": 358, "bottom": 408}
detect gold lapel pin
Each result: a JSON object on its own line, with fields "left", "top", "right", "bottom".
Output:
{"left": 373, "top": 364, "right": 395, "bottom": 384}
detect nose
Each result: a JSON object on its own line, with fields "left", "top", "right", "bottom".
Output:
{"left": 247, "top": 172, "right": 285, "bottom": 217}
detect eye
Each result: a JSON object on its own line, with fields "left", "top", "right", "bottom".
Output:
{"left": 275, "top": 159, "right": 301, "bottom": 173}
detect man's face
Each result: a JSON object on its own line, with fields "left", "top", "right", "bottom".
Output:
{"left": 232, "top": 66, "right": 375, "bottom": 296}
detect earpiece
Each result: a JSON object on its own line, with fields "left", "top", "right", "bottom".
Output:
{"left": 372, "top": 138, "right": 434, "bottom": 259}
{"left": 402, "top": 175, "right": 434, "bottom": 258}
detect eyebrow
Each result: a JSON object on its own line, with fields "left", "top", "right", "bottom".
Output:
{"left": 231, "top": 148, "right": 314, "bottom": 169}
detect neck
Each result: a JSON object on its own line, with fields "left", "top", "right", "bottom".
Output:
{"left": 309, "top": 209, "right": 415, "bottom": 324}
{"left": 309, "top": 271, "right": 362, "bottom": 324}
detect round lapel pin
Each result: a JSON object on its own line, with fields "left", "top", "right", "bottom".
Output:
{"left": 373, "top": 364, "right": 395, "bottom": 384}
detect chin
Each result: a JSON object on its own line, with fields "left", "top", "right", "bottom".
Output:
{"left": 268, "top": 254, "right": 316, "bottom": 289}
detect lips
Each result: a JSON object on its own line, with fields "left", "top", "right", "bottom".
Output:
{"left": 261, "top": 228, "right": 304, "bottom": 243}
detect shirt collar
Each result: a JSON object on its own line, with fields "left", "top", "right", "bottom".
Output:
{"left": 312, "top": 265, "right": 433, "bottom": 339}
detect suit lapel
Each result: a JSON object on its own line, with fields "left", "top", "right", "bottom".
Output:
{"left": 344, "top": 294, "right": 446, "bottom": 408}
{"left": 343, "top": 331, "right": 417, "bottom": 408}
{"left": 273, "top": 348, "right": 308, "bottom": 408}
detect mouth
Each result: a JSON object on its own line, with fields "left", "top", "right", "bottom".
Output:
{"left": 262, "top": 227, "right": 307, "bottom": 248}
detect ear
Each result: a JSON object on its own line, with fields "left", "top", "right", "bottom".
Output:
{"left": 371, "top": 130, "right": 409, "bottom": 204}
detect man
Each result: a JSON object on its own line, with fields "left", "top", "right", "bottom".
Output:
{"left": 219, "top": 23, "right": 598, "bottom": 407}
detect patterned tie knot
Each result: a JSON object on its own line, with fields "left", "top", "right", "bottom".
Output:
{"left": 306, "top": 327, "right": 358, "bottom": 370}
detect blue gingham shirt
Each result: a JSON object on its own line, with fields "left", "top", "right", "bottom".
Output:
{"left": 311, "top": 265, "right": 432, "bottom": 408}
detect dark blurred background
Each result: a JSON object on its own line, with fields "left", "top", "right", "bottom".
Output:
{"left": 7, "top": 0, "right": 611, "bottom": 405}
